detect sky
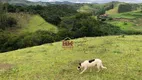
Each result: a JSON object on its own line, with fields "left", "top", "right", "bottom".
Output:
{"left": 28, "top": 0, "right": 142, "bottom": 3}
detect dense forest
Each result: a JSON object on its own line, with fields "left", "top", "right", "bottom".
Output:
{"left": 118, "top": 3, "right": 141, "bottom": 13}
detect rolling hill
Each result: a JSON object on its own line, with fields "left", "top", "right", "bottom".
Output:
{"left": 21, "top": 15, "right": 58, "bottom": 33}
{"left": 0, "top": 0, "right": 29, "bottom": 4}
{"left": 106, "top": 5, "right": 119, "bottom": 14}
{"left": 6, "top": 13, "right": 58, "bottom": 34}
{"left": 0, "top": 0, "right": 49, "bottom": 6}
{"left": 0, "top": 35, "right": 142, "bottom": 80}
{"left": 107, "top": 11, "right": 142, "bottom": 33}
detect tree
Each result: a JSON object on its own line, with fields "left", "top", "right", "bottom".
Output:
{"left": 118, "top": 4, "right": 133, "bottom": 13}
{"left": 96, "top": 8, "right": 106, "bottom": 15}
{"left": 46, "top": 15, "right": 61, "bottom": 25}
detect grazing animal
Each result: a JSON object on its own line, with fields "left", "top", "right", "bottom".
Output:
{"left": 77, "top": 58, "right": 107, "bottom": 74}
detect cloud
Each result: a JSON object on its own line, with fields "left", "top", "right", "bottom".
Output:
{"left": 27, "top": 0, "right": 142, "bottom": 3}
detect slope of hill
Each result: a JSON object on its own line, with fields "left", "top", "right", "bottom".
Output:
{"left": 21, "top": 15, "right": 58, "bottom": 33}
{"left": 107, "top": 11, "right": 142, "bottom": 33}
{"left": 0, "top": 0, "right": 74, "bottom": 6}
{"left": 0, "top": 0, "right": 28, "bottom": 4}
{"left": 109, "top": 11, "right": 142, "bottom": 19}
{"left": 78, "top": 5, "right": 93, "bottom": 13}
{"left": 7, "top": 13, "right": 58, "bottom": 34}
{"left": 106, "top": 2, "right": 142, "bottom": 14}
{"left": 106, "top": 1, "right": 121, "bottom": 14}
{"left": 0, "top": 0, "right": 49, "bottom": 6}
{"left": 0, "top": 35, "right": 142, "bottom": 80}
{"left": 106, "top": 5, "right": 119, "bottom": 14}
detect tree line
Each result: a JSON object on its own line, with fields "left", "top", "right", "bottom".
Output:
{"left": 118, "top": 3, "right": 141, "bottom": 13}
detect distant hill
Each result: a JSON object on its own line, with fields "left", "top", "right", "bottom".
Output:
{"left": 50, "top": 1, "right": 74, "bottom": 4}
{"left": 0, "top": 0, "right": 74, "bottom": 6}
{"left": 106, "top": 1, "right": 142, "bottom": 14}
{"left": 0, "top": 0, "right": 142, "bottom": 8}
{"left": 0, "top": 0, "right": 28, "bottom": 4}
{"left": 0, "top": 0, "right": 49, "bottom": 6}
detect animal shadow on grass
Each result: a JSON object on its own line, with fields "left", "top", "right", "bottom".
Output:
{"left": 59, "top": 60, "right": 83, "bottom": 74}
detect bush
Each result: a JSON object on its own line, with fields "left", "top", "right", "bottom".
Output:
{"left": 44, "top": 15, "right": 61, "bottom": 25}
{"left": 108, "top": 17, "right": 113, "bottom": 20}
{"left": 118, "top": 4, "right": 140, "bottom": 13}
{"left": 0, "top": 30, "right": 56, "bottom": 52}
{"left": 60, "top": 13, "right": 122, "bottom": 37}
{"left": 124, "top": 30, "right": 142, "bottom": 35}
{"left": 0, "top": 14, "right": 17, "bottom": 29}
{"left": 124, "top": 22, "right": 127, "bottom": 25}
{"left": 118, "top": 4, "right": 132, "bottom": 13}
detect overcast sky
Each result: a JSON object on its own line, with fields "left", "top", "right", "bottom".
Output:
{"left": 28, "top": 0, "right": 142, "bottom": 3}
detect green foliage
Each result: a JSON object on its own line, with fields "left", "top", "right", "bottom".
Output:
{"left": 37, "top": 5, "right": 77, "bottom": 25}
{"left": 78, "top": 3, "right": 116, "bottom": 16}
{"left": 0, "top": 13, "right": 122, "bottom": 52}
{"left": 0, "top": 13, "right": 58, "bottom": 52}
{"left": 108, "top": 17, "right": 113, "bottom": 20}
{"left": 0, "top": 3, "right": 17, "bottom": 29}
{"left": 60, "top": 13, "right": 122, "bottom": 37}
{"left": 105, "top": 4, "right": 114, "bottom": 11}
{"left": 118, "top": 3, "right": 140, "bottom": 13}
{"left": 43, "top": 15, "right": 61, "bottom": 25}
{"left": 0, "top": 14, "right": 17, "bottom": 30}
{"left": 78, "top": 4, "right": 106, "bottom": 15}
{"left": 4, "top": 4, "right": 77, "bottom": 25}
{"left": 57, "top": 28, "right": 75, "bottom": 39}
{"left": 123, "top": 22, "right": 127, "bottom": 25}
{"left": 118, "top": 4, "right": 132, "bottom": 13}
{"left": 0, "top": 3, "right": 142, "bottom": 53}
{"left": 96, "top": 8, "right": 106, "bottom": 15}
{"left": 123, "top": 30, "right": 142, "bottom": 35}
{"left": 0, "top": 30, "right": 56, "bottom": 52}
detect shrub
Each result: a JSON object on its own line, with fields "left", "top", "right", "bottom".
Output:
{"left": 0, "top": 14, "right": 17, "bottom": 29}
{"left": 0, "top": 30, "right": 56, "bottom": 52}
{"left": 118, "top": 4, "right": 140, "bottom": 13}
{"left": 108, "top": 17, "right": 113, "bottom": 20}
{"left": 60, "top": 13, "right": 122, "bottom": 37}
{"left": 124, "top": 22, "right": 127, "bottom": 25}
{"left": 118, "top": 4, "right": 133, "bottom": 13}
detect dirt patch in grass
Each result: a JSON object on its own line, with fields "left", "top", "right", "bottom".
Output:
{"left": 0, "top": 63, "right": 14, "bottom": 70}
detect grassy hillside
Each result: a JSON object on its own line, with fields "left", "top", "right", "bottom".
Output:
{"left": 106, "top": 6, "right": 118, "bottom": 14}
{"left": 109, "top": 11, "right": 142, "bottom": 19}
{"left": 21, "top": 15, "right": 58, "bottom": 33}
{"left": 7, "top": 13, "right": 58, "bottom": 33}
{"left": 107, "top": 11, "right": 142, "bottom": 32}
{"left": 105, "top": 1, "right": 121, "bottom": 14}
{"left": 0, "top": 35, "right": 142, "bottom": 80}
{"left": 77, "top": 4, "right": 104, "bottom": 14}
{"left": 78, "top": 5, "right": 94, "bottom": 13}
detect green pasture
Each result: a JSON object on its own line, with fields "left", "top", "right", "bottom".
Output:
{"left": 0, "top": 35, "right": 142, "bottom": 80}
